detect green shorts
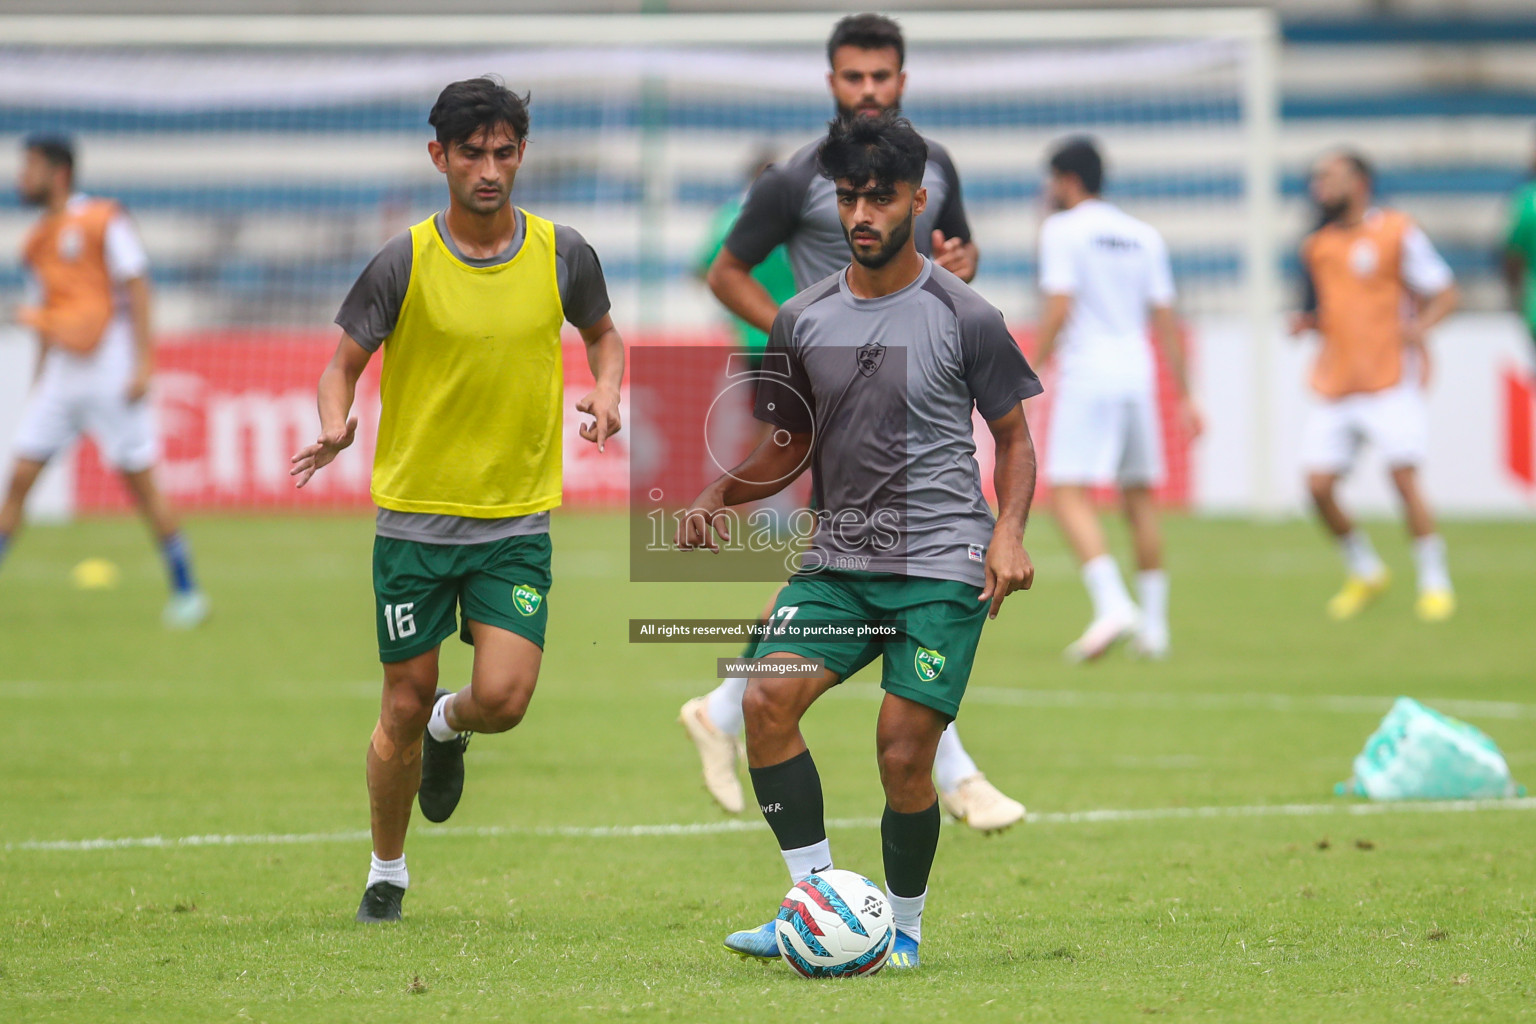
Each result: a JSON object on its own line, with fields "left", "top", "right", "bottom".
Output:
{"left": 754, "top": 570, "right": 988, "bottom": 720}
{"left": 372, "top": 533, "right": 552, "bottom": 663}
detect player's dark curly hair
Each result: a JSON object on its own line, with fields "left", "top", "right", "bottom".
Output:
{"left": 1335, "top": 148, "right": 1374, "bottom": 186}
{"left": 827, "top": 13, "right": 904, "bottom": 68}
{"left": 1049, "top": 136, "right": 1104, "bottom": 195}
{"left": 429, "top": 76, "right": 531, "bottom": 147}
{"left": 23, "top": 133, "right": 75, "bottom": 178}
{"left": 816, "top": 111, "right": 928, "bottom": 189}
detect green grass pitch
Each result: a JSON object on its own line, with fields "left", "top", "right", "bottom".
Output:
{"left": 1, "top": 512, "right": 1534, "bottom": 1022}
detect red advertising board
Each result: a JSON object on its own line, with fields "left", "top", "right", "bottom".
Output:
{"left": 74, "top": 331, "right": 633, "bottom": 513}
{"left": 73, "top": 328, "right": 1191, "bottom": 513}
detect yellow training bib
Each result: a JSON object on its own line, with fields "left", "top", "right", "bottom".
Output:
{"left": 371, "top": 211, "right": 565, "bottom": 517}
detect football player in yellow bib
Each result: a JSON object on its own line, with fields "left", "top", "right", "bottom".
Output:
{"left": 290, "top": 78, "right": 624, "bottom": 923}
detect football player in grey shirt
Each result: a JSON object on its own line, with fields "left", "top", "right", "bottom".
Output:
{"left": 678, "top": 114, "right": 1041, "bottom": 969}
{"left": 706, "top": 13, "right": 977, "bottom": 325}
{"left": 679, "top": 13, "right": 1027, "bottom": 836}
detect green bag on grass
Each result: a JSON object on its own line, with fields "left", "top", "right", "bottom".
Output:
{"left": 1337, "top": 697, "right": 1523, "bottom": 800}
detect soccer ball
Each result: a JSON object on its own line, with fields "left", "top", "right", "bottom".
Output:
{"left": 774, "top": 869, "right": 894, "bottom": 978}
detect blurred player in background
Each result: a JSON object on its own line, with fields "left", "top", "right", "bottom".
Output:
{"left": 680, "top": 12, "right": 1028, "bottom": 834}
{"left": 694, "top": 147, "right": 798, "bottom": 360}
{"left": 1034, "top": 137, "right": 1199, "bottom": 662}
{"left": 693, "top": 149, "right": 798, "bottom": 487}
{"left": 1293, "top": 150, "right": 1459, "bottom": 622}
{"left": 706, "top": 13, "right": 977, "bottom": 308}
{"left": 1, "top": 134, "right": 208, "bottom": 629}
{"left": 290, "top": 78, "right": 623, "bottom": 923}
{"left": 1502, "top": 130, "right": 1536, "bottom": 357}
{"left": 680, "top": 114, "right": 1041, "bottom": 968}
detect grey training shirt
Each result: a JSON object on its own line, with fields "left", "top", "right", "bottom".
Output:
{"left": 756, "top": 259, "right": 1042, "bottom": 588}
{"left": 724, "top": 134, "right": 971, "bottom": 289}
{"left": 335, "top": 209, "right": 611, "bottom": 544}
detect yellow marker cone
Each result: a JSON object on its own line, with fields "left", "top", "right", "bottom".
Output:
{"left": 71, "top": 558, "right": 120, "bottom": 590}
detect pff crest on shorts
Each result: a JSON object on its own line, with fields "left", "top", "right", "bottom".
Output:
{"left": 914, "top": 646, "right": 946, "bottom": 682}
{"left": 513, "top": 584, "right": 543, "bottom": 616}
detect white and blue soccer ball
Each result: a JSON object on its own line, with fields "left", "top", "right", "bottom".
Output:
{"left": 774, "top": 869, "right": 894, "bottom": 977}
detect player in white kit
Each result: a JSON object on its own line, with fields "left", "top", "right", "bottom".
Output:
{"left": 1034, "top": 138, "right": 1200, "bottom": 661}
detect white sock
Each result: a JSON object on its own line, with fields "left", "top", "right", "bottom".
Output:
{"left": 706, "top": 676, "right": 748, "bottom": 737}
{"left": 932, "top": 723, "right": 979, "bottom": 794}
{"left": 426, "top": 692, "right": 459, "bottom": 743}
{"left": 885, "top": 886, "right": 927, "bottom": 943}
{"left": 1137, "top": 569, "right": 1169, "bottom": 640}
{"left": 368, "top": 852, "right": 409, "bottom": 890}
{"left": 1413, "top": 534, "right": 1451, "bottom": 593}
{"left": 781, "top": 838, "right": 834, "bottom": 884}
{"left": 1339, "top": 530, "right": 1385, "bottom": 580}
{"left": 1082, "top": 554, "right": 1135, "bottom": 621}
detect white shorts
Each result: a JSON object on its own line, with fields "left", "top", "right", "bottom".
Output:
{"left": 1301, "top": 382, "right": 1427, "bottom": 474}
{"left": 1044, "top": 384, "right": 1164, "bottom": 487}
{"left": 10, "top": 321, "right": 158, "bottom": 473}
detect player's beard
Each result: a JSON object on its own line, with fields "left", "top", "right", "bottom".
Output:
{"left": 17, "top": 182, "right": 49, "bottom": 207}
{"left": 1316, "top": 196, "right": 1350, "bottom": 223}
{"left": 846, "top": 208, "right": 915, "bottom": 270}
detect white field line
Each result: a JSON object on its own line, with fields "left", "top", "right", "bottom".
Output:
{"left": 9, "top": 798, "right": 1536, "bottom": 855}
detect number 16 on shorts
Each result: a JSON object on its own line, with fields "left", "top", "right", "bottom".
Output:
{"left": 383, "top": 602, "right": 417, "bottom": 642}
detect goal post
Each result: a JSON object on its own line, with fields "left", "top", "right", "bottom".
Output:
{"left": 0, "top": 9, "right": 1281, "bottom": 516}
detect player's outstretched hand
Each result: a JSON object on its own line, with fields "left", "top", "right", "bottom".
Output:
{"left": 289, "top": 416, "right": 358, "bottom": 488}
{"left": 978, "top": 536, "right": 1035, "bottom": 620}
{"left": 1401, "top": 319, "right": 1434, "bottom": 386}
{"left": 675, "top": 488, "right": 731, "bottom": 553}
{"left": 577, "top": 384, "right": 622, "bottom": 452}
{"left": 931, "top": 230, "right": 976, "bottom": 281}
{"left": 125, "top": 363, "right": 152, "bottom": 404}
{"left": 1180, "top": 396, "right": 1206, "bottom": 440}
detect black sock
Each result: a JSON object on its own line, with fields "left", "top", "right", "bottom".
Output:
{"left": 882, "top": 801, "right": 941, "bottom": 897}
{"left": 748, "top": 749, "right": 826, "bottom": 850}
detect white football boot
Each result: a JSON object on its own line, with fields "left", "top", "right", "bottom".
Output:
{"left": 1128, "top": 626, "right": 1170, "bottom": 661}
{"left": 162, "top": 590, "right": 210, "bottom": 630}
{"left": 1063, "top": 608, "right": 1138, "bottom": 663}
{"left": 678, "top": 697, "right": 745, "bottom": 814}
{"left": 939, "top": 773, "right": 1026, "bottom": 833}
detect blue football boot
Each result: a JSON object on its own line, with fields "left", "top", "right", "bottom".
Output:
{"left": 886, "top": 930, "right": 920, "bottom": 969}
{"left": 724, "top": 921, "right": 780, "bottom": 961}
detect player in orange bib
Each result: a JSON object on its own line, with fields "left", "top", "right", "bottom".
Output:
{"left": 1293, "top": 150, "right": 1459, "bottom": 623}
{"left": 1, "top": 135, "right": 207, "bottom": 627}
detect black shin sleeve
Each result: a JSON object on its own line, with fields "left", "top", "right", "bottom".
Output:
{"left": 881, "top": 801, "right": 941, "bottom": 897}
{"left": 748, "top": 749, "right": 826, "bottom": 850}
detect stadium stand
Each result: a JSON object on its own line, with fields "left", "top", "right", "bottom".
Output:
{"left": 2, "top": 11, "right": 1533, "bottom": 333}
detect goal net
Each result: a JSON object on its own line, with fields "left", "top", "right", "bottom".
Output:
{"left": 0, "top": 11, "right": 1278, "bottom": 518}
